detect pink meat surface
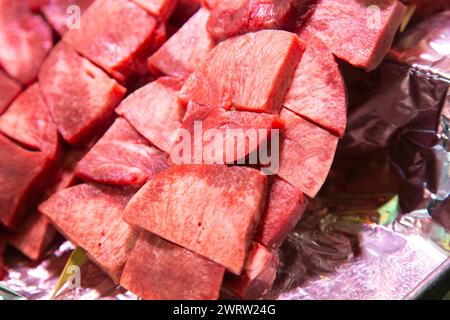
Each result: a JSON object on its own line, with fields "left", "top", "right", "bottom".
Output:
{"left": 41, "top": 0, "right": 94, "bottom": 36}
{"left": 63, "top": 0, "right": 157, "bottom": 82}
{"left": 39, "top": 183, "right": 138, "bottom": 283}
{"left": 7, "top": 212, "right": 56, "bottom": 260}
{"left": 224, "top": 243, "right": 279, "bottom": 299}
{"left": 116, "top": 77, "right": 184, "bottom": 153}
{"left": 207, "top": 0, "right": 317, "bottom": 41}
{"left": 0, "top": 70, "right": 21, "bottom": 115}
{"left": 0, "top": 135, "right": 52, "bottom": 229}
{"left": 300, "top": 0, "right": 407, "bottom": 71}
{"left": 179, "top": 30, "right": 304, "bottom": 113}
{"left": 277, "top": 108, "right": 338, "bottom": 198}
{"left": 148, "top": 8, "right": 215, "bottom": 78}
{"left": 284, "top": 32, "right": 347, "bottom": 137}
{"left": 124, "top": 164, "right": 267, "bottom": 274}
{"left": 255, "top": 178, "right": 308, "bottom": 249}
{"left": 76, "top": 118, "right": 169, "bottom": 187}
{"left": 0, "top": 0, "right": 53, "bottom": 84}
{"left": 120, "top": 231, "right": 225, "bottom": 300}
{"left": 39, "top": 43, "right": 126, "bottom": 146}
{"left": 131, "top": 0, "right": 178, "bottom": 20}
{"left": 0, "top": 84, "right": 59, "bottom": 160}
{"left": 171, "top": 102, "right": 283, "bottom": 164}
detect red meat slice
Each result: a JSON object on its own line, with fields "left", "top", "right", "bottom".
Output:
{"left": 171, "top": 102, "right": 283, "bottom": 164}
{"left": 148, "top": 8, "right": 215, "bottom": 78}
{"left": 63, "top": 0, "right": 157, "bottom": 82}
{"left": 0, "top": 70, "right": 21, "bottom": 115}
{"left": 41, "top": 0, "right": 94, "bottom": 36}
{"left": 39, "top": 43, "right": 126, "bottom": 146}
{"left": 39, "top": 183, "right": 138, "bottom": 283}
{"left": 0, "top": 0, "right": 53, "bottom": 84}
{"left": 76, "top": 118, "right": 169, "bottom": 187}
{"left": 0, "top": 84, "right": 59, "bottom": 160}
{"left": 284, "top": 32, "right": 347, "bottom": 137}
{"left": 255, "top": 178, "right": 308, "bottom": 249}
{"left": 224, "top": 243, "right": 279, "bottom": 299}
{"left": 277, "top": 108, "right": 338, "bottom": 198}
{"left": 300, "top": 0, "right": 407, "bottom": 71}
{"left": 207, "top": 0, "right": 317, "bottom": 41}
{"left": 179, "top": 30, "right": 304, "bottom": 113}
{"left": 120, "top": 231, "right": 225, "bottom": 300}
{"left": 131, "top": 0, "right": 178, "bottom": 20}
{"left": 0, "top": 135, "right": 52, "bottom": 229}
{"left": 116, "top": 77, "right": 184, "bottom": 153}
{"left": 124, "top": 164, "right": 267, "bottom": 274}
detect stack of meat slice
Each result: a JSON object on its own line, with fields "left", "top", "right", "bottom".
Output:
{"left": 0, "top": 0, "right": 408, "bottom": 300}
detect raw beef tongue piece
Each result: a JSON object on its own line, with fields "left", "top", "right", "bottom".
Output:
{"left": 116, "top": 77, "right": 184, "bottom": 153}
{"left": 124, "top": 164, "right": 268, "bottom": 275}
{"left": 284, "top": 32, "right": 347, "bottom": 138}
{"left": 39, "top": 43, "right": 126, "bottom": 146}
{"left": 179, "top": 30, "right": 304, "bottom": 113}
{"left": 277, "top": 108, "right": 338, "bottom": 198}
{"left": 41, "top": 0, "right": 94, "bottom": 36}
{"left": 148, "top": 8, "right": 215, "bottom": 78}
{"left": 131, "top": 0, "right": 178, "bottom": 21}
{"left": 39, "top": 183, "right": 138, "bottom": 283}
{"left": 207, "top": 0, "right": 317, "bottom": 41}
{"left": 75, "top": 118, "right": 169, "bottom": 188}
{"left": 171, "top": 102, "right": 283, "bottom": 164}
{"left": 255, "top": 178, "right": 308, "bottom": 250}
{"left": 63, "top": 0, "right": 158, "bottom": 82}
{"left": 0, "top": 0, "right": 53, "bottom": 84}
{"left": 120, "top": 231, "right": 225, "bottom": 300}
{"left": 0, "top": 83, "right": 60, "bottom": 161}
{"left": 0, "top": 135, "right": 53, "bottom": 229}
{"left": 300, "top": 0, "right": 406, "bottom": 71}
{"left": 223, "top": 243, "right": 279, "bottom": 299}
{"left": 0, "top": 70, "right": 21, "bottom": 115}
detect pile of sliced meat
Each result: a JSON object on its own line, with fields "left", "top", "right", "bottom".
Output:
{"left": 0, "top": 0, "right": 407, "bottom": 299}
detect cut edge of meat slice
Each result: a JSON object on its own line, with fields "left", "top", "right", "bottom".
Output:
{"left": 277, "top": 108, "right": 339, "bottom": 198}
{"left": 179, "top": 30, "right": 304, "bottom": 114}
{"left": 223, "top": 243, "right": 279, "bottom": 300}
{"left": 131, "top": 0, "right": 178, "bottom": 21}
{"left": 75, "top": 118, "right": 169, "bottom": 187}
{"left": 120, "top": 231, "right": 225, "bottom": 300}
{"left": 284, "top": 32, "right": 347, "bottom": 138}
{"left": 0, "top": 70, "right": 22, "bottom": 115}
{"left": 39, "top": 183, "right": 138, "bottom": 283}
{"left": 123, "top": 164, "right": 268, "bottom": 275}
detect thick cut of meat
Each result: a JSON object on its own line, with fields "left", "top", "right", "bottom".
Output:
{"left": 124, "top": 165, "right": 267, "bottom": 274}
{"left": 172, "top": 102, "right": 283, "bottom": 164}
{"left": 39, "top": 43, "right": 126, "bottom": 146}
{"left": 0, "top": 135, "right": 52, "bottom": 229}
{"left": 41, "top": 0, "right": 94, "bottom": 36}
{"left": 148, "top": 8, "right": 215, "bottom": 78}
{"left": 0, "top": 0, "right": 53, "bottom": 84}
{"left": 63, "top": 0, "right": 157, "bottom": 82}
{"left": 300, "top": 0, "right": 407, "bottom": 71}
{"left": 255, "top": 178, "right": 307, "bottom": 249}
{"left": 224, "top": 243, "right": 279, "bottom": 299}
{"left": 0, "top": 70, "right": 21, "bottom": 115}
{"left": 179, "top": 30, "right": 304, "bottom": 113}
{"left": 39, "top": 184, "right": 138, "bottom": 283}
{"left": 76, "top": 118, "right": 169, "bottom": 187}
{"left": 0, "top": 84, "right": 59, "bottom": 160}
{"left": 116, "top": 77, "right": 184, "bottom": 153}
{"left": 8, "top": 212, "right": 55, "bottom": 260}
{"left": 207, "top": 0, "right": 317, "bottom": 41}
{"left": 120, "top": 231, "right": 225, "bottom": 300}
{"left": 284, "top": 32, "right": 347, "bottom": 137}
{"left": 277, "top": 108, "right": 338, "bottom": 198}
{"left": 131, "top": 0, "right": 178, "bottom": 20}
